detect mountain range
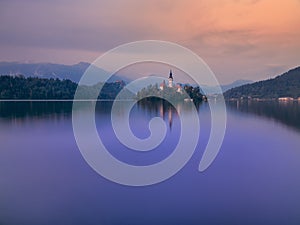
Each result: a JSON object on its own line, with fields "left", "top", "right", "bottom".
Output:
{"left": 200, "top": 79, "right": 253, "bottom": 95}
{"left": 0, "top": 62, "right": 128, "bottom": 83}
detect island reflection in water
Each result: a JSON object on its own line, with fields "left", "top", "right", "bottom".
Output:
{"left": 136, "top": 98, "right": 202, "bottom": 129}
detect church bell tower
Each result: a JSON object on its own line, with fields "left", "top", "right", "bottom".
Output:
{"left": 168, "top": 69, "right": 173, "bottom": 87}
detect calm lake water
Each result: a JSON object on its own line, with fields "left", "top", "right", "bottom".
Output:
{"left": 0, "top": 100, "right": 300, "bottom": 225}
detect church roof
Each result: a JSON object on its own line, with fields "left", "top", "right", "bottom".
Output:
{"left": 169, "top": 70, "right": 173, "bottom": 79}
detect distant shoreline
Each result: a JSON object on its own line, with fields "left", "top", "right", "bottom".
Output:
{"left": 226, "top": 98, "right": 300, "bottom": 102}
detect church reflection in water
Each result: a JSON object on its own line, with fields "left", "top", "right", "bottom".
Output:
{"left": 137, "top": 98, "right": 201, "bottom": 129}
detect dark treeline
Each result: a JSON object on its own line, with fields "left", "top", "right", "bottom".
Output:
{"left": 0, "top": 75, "right": 132, "bottom": 99}
{"left": 0, "top": 75, "right": 77, "bottom": 99}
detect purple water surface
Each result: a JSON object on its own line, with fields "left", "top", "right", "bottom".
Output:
{"left": 0, "top": 101, "right": 300, "bottom": 225}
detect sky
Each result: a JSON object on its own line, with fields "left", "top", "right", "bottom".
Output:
{"left": 0, "top": 0, "right": 300, "bottom": 84}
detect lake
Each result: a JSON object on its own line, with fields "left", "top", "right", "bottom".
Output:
{"left": 0, "top": 100, "right": 300, "bottom": 225}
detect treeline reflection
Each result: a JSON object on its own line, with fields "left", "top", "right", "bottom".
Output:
{"left": 0, "top": 101, "right": 73, "bottom": 120}
{"left": 0, "top": 99, "right": 203, "bottom": 127}
{"left": 227, "top": 100, "right": 300, "bottom": 131}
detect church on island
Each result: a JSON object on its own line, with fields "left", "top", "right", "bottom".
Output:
{"left": 136, "top": 70, "right": 206, "bottom": 103}
{"left": 159, "top": 70, "right": 183, "bottom": 93}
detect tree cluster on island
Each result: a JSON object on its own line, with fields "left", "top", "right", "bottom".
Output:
{"left": 136, "top": 83, "right": 206, "bottom": 102}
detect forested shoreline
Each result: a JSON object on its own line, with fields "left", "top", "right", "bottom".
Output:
{"left": 0, "top": 75, "right": 131, "bottom": 100}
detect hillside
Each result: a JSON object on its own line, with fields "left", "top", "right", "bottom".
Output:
{"left": 224, "top": 67, "right": 300, "bottom": 99}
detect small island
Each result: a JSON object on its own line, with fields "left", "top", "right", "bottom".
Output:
{"left": 136, "top": 70, "right": 207, "bottom": 103}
